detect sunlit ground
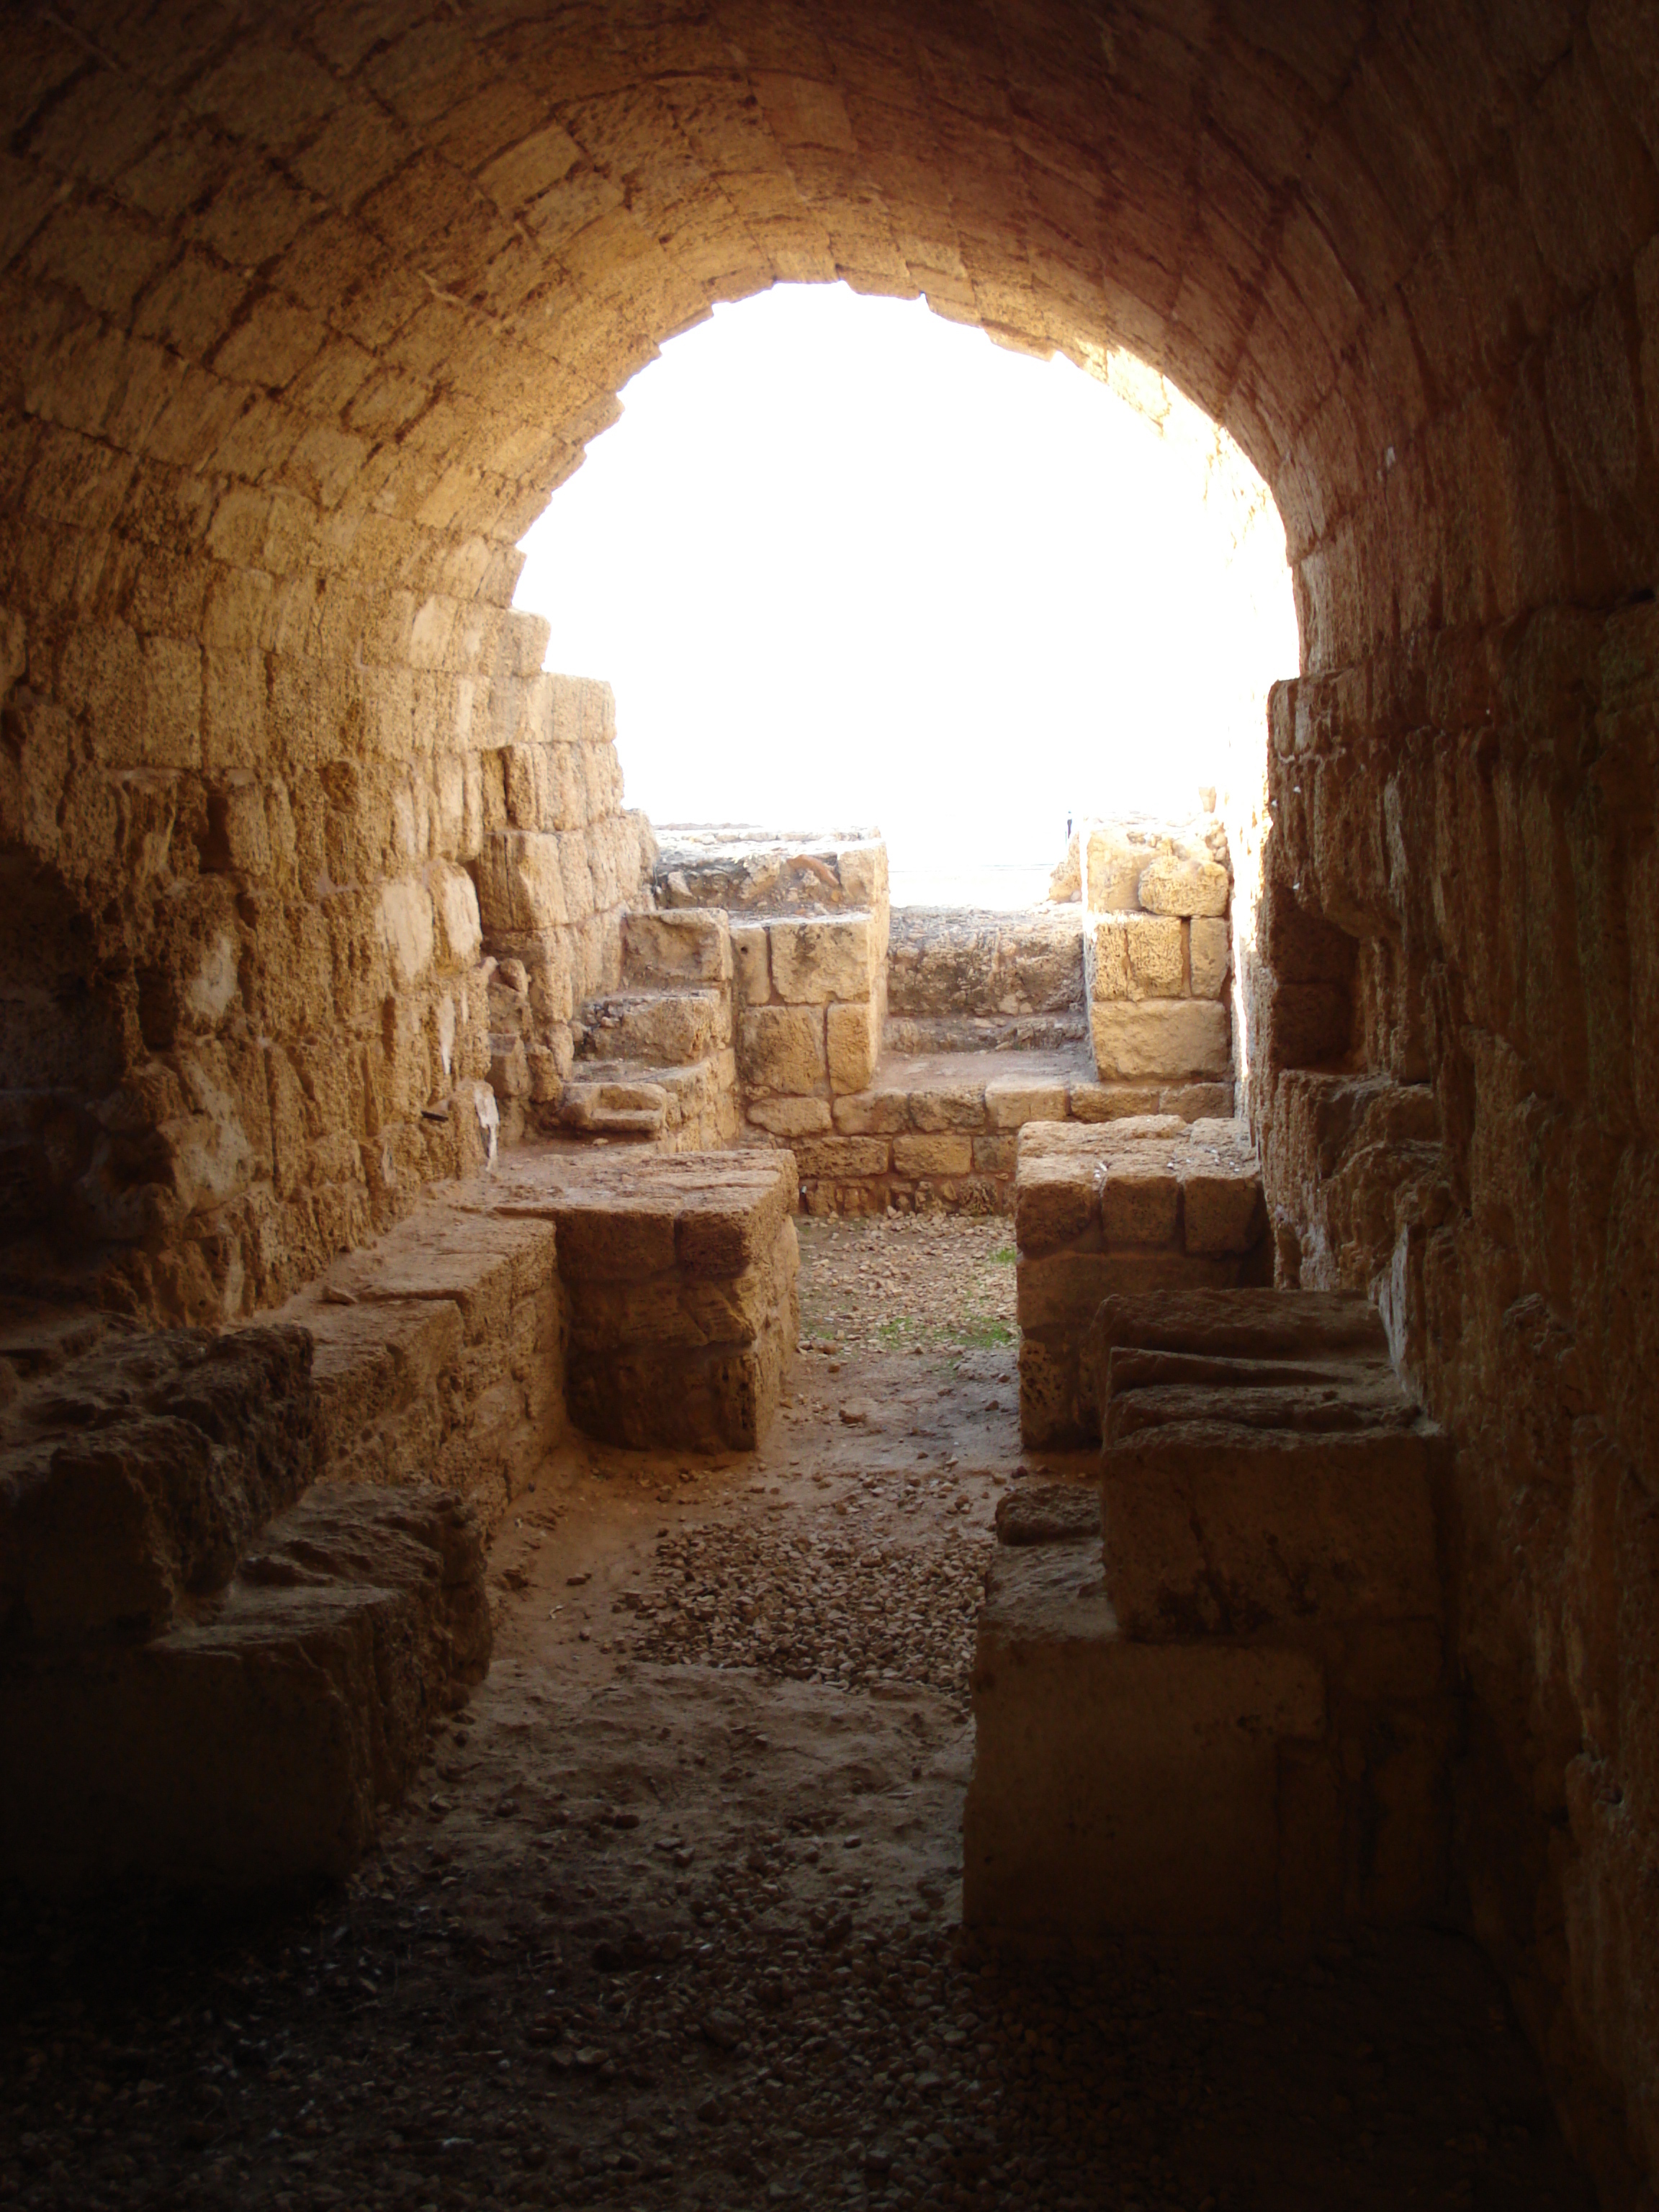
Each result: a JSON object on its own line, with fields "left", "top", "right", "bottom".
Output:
{"left": 514, "top": 284, "right": 1297, "bottom": 905}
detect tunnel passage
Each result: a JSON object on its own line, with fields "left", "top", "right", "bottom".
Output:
{"left": 3, "top": 1, "right": 1659, "bottom": 2197}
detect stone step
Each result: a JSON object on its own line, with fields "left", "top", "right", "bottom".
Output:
{"left": 561, "top": 1056, "right": 738, "bottom": 1150}
{"left": 0, "top": 1480, "right": 490, "bottom": 1892}
{"left": 1094, "top": 1287, "right": 1449, "bottom": 1643}
{"left": 575, "top": 984, "right": 728, "bottom": 1066}
{"left": 621, "top": 907, "right": 732, "bottom": 989}
{"left": 883, "top": 1012, "right": 1087, "bottom": 1056}
{"left": 965, "top": 1541, "right": 1328, "bottom": 1939}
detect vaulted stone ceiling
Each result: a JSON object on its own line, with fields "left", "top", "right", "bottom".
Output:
{"left": 6, "top": 0, "right": 1657, "bottom": 693}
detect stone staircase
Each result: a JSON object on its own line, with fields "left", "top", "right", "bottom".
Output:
{"left": 966, "top": 1285, "right": 1455, "bottom": 1944}
{"left": 560, "top": 909, "right": 739, "bottom": 1149}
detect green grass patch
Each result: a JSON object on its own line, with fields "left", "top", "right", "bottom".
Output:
{"left": 989, "top": 1244, "right": 1017, "bottom": 1265}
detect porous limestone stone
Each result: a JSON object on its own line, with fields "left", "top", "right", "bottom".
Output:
{"left": 739, "top": 1005, "right": 826, "bottom": 1095}
{"left": 1190, "top": 916, "right": 1231, "bottom": 998}
{"left": 1091, "top": 998, "right": 1231, "bottom": 1080}
{"left": 748, "top": 1096, "right": 832, "bottom": 1136}
{"left": 965, "top": 1543, "right": 1326, "bottom": 1938}
{"left": 768, "top": 914, "right": 874, "bottom": 1004}
{"left": 826, "top": 997, "right": 879, "bottom": 1094}
{"left": 1015, "top": 1118, "right": 1270, "bottom": 1447}
{"left": 730, "top": 921, "right": 770, "bottom": 1005}
{"left": 1138, "top": 854, "right": 1230, "bottom": 916}
{"left": 0, "top": 1480, "right": 490, "bottom": 1893}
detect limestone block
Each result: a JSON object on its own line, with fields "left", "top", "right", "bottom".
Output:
{"left": 769, "top": 914, "right": 873, "bottom": 1004}
{"left": 1015, "top": 1154, "right": 1097, "bottom": 1254}
{"left": 325, "top": 1207, "right": 556, "bottom": 1345}
{"left": 1085, "top": 825, "right": 1156, "bottom": 912}
{"left": 739, "top": 1004, "right": 826, "bottom": 1094}
{"left": 1138, "top": 854, "right": 1229, "bottom": 917}
{"left": 836, "top": 841, "right": 888, "bottom": 910}
{"left": 893, "top": 1132, "right": 973, "bottom": 1176}
{"left": 0, "top": 1326, "right": 318, "bottom": 1642}
{"left": 1190, "top": 916, "right": 1231, "bottom": 997}
{"left": 909, "top": 1084, "right": 986, "bottom": 1132}
{"left": 1091, "top": 998, "right": 1230, "bottom": 1079}
{"left": 964, "top": 1545, "right": 1325, "bottom": 1938}
{"left": 748, "top": 1096, "right": 831, "bottom": 1136}
{"left": 826, "top": 998, "right": 880, "bottom": 1094}
{"left": 1162, "top": 1081, "right": 1235, "bottom": 1120}
{"left": 791, "top": 1135, "right": 891, "bottom": 1178}
{"left": 731, "top": 921, "right": 770, "bottom": 1004}
{"left": 832, "top": 1090, "right": 911, "bottom": 1134}
{"left": 1088, "top": 915, "right": 1184, "bottom": 1000}
{"left": 378, "top": 878, "right": 436, "bottom": 988}
{"left": 0, "top": 1481, "right": 490, "bottom": 1893}
{"left": 973, "top": 1133, "right": 1018, "bottom": 1174}
{"left": 1102, "top": 1429, "right": 1445, "bottom": 1639}
{"left": 984, "top": 1079, "right": 1069, "bottom": 1129}
{"left": 1016, "top": 1249, "right": 1236, "bottom": 1332}
{"left": 489, "top": 1034, "right": 529, "bottom": 1099}
{"left": 431, "top": 860, "right": 483, "bottom": 971}
{"left": 558, "top": 830, "right": 595, "bottom": 921}
{"left": 1183, "top": 1168, "right": 1267, "bottom": 1254}
{"left": 475, "top": 830, "right": 567, "bottom": 933}
{"left": 1069, "top": 1081, "right": 1163, "bottom": 1120}
{"left": 623, "top": 909, "right": 732, "bottom": 987}
{"left": 1100, "top": 1167, "right": 1180, "bottom": 1246}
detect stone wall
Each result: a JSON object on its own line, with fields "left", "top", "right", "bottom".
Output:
{"left": 1247, "top": 604, "right": 1659, "bottom": 2190}
{"left": 1081, "top": 816, "right": 1235, "bottom": 1092}
{"left": 884, "top": 907, "right": 1085, "bottom": 1053}
{"left": 0, "top": 589, "right": 647, "bottom": 1327}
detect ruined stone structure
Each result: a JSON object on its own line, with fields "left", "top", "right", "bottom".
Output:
{"left": 4, "top": 3, "right": 1658, "bottom": 2195}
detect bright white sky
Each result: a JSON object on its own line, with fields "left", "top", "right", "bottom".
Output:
{"left": 515, "top": 282, "right": 1297, "bottom": 904}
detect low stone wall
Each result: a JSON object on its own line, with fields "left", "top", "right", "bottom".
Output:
{"left": 1079, "top": 814, "right": 1236, "bottom": 1087}
{"left": 0, "top": 1318, "right": 490, "bottom": 1892}
{"left": 270, "top": 1142, "right": 798, "bottom": 1507}
{"left": 791, "top": 1059, "right": 1237, "bottom": 1217}
{"left": 967, "top": 1287, "right": 1454, "bottom": 1942}
{"left": 1015, "top": 1116, "right": 1269, "bottom": 1445}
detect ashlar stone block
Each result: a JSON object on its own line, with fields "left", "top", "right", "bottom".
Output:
{"left": 1190, "top": 916, "right": 1231, "bottom": 997}
{"left": 768, "top": 914, "right": 873, "bottom": 1004}
{"left": 1092, "top": 997, "right": 1230, "bottom": 1079}
{"left": 739, "top": 1004, "right": 826, "bottom": 1094}
{"left": 826, "top": 997, "right": 879, "bottom": 1093}
{"left": 1138, "top": 854, "right": 1230, "bottom": 917}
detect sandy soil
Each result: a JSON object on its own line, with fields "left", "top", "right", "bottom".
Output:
{"left": 0, "top": 1218, "right": 1595, "bottom": 2212}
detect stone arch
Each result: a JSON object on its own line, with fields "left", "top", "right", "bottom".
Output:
{"left": 4, "top": 1, "right": 1659, "bottom": 2191}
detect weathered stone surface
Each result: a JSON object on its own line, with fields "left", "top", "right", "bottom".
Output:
{"left": 747, "top": 1095, "right": 832, "bottom": 1136}
{"left": 0, "top": 1480, "right": 489, "bottom": 1892}
{"left": 739, "top": 1005, "right": 826, "bottom": 1095}
{"left": 984, "top": 1079, "right": 1069, "bottom": 1128}
{"left": 1190, "top": 916, "right": 1231, "bottom": 998}
{"left": 0, "top": 1325, "right": 317, "bottom": 1641}
{"left": 887, "top": 909, "right": 1083, "bottom": 1019}
{"left": 1092, "top": 998, "right": 1231, "bottom": 1080}
{"left": 769, "top": 914, "right": 873, "bottom": 1004}
{"left": 825, "top": 997, "right": 879, "bottom": 1094}
{"left": 730, "top": 920, "right": 770, "bottom": 1004}
{"left": 994, "top": 1480, "right": 1102, "bottom": 1545}
{"left": 4, "top": 0, "right": 1659, "bottom": 2175}
{"left": 1138, "top": 855, "right": 1230, "bottom": 917}
{"left": 621, "top": 908, "right": 732, "bottom": 986}
{"left": 966, "top": 1545, "right": 1325, "bottom": 1938}
{"left": 1015, "top": 1119, "right": 1271, "bottom": 1446}
{"left": 893, "top": 1133, "right": 973, "bottom": 1177}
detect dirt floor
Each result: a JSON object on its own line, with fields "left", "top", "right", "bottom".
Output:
{"left": 0, "top": 1217, "right": 1598, "bottom": 2211}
